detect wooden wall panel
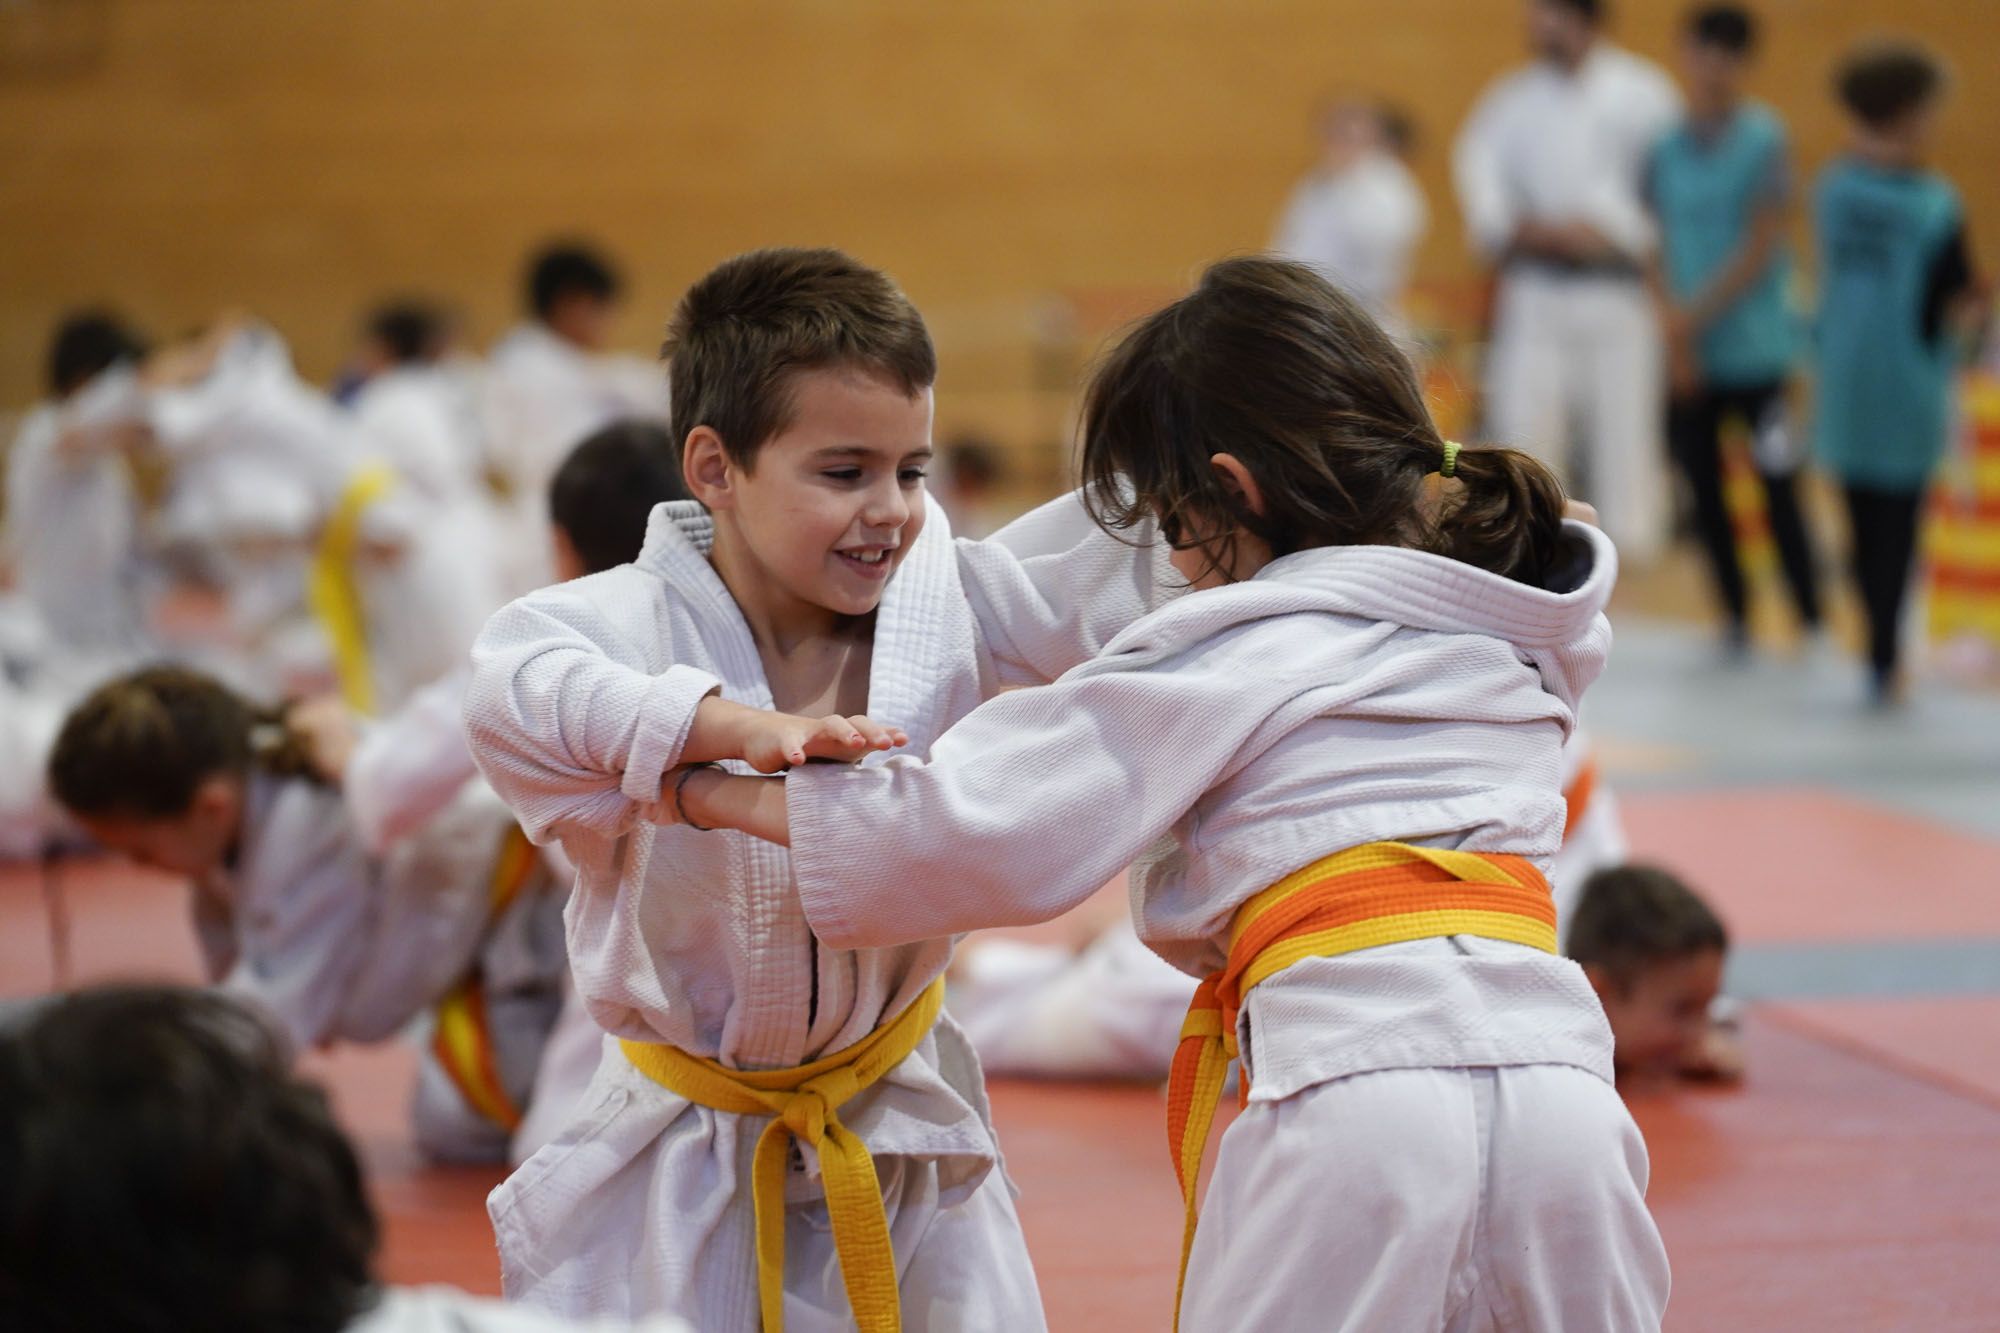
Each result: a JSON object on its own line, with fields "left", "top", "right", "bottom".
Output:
{"left": 1, "top": 0, "right": 1992, "bottom": 440}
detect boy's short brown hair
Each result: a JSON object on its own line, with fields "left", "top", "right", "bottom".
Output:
{"left": 661, "top": 247, "right": 936, "bottom": 468}
{"left": 1835, "top": 40, "right": 1945, "bottom": 130}
{"left": 1565, "top": 864, "right": 1728, "bottom": 991}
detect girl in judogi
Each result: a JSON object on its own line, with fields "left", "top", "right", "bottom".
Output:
{"left": 464, "top": 247, "right": 1174, "bottom": 1332}
{"left": 681, "top": 257, "right": 1670, "bottom": 1331}
{"left": 44, "top": 666, "right": 567, "bottom": 1164}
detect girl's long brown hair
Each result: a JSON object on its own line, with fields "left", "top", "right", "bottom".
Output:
{"left": 1080, "top": 256, "right": 1566, "bottom": 586}
{"left": 47, "top": 666, "right": 320, "bottom": 820}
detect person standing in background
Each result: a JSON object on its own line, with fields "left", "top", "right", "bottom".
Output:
{"left": 1649, "top": 5, "right": 1822, "bottom": 658}
{"left": 482, "top": 241, "right": 668, "bottom": 593}
{"left": 1454, "top": 0, "right": 1681, "bottom": 562}
{"left": 1812, "top": 41, "right": 1988, "bottom": 706}
{"left": 1272, "top": 97, "right": 1428, "bottom": 343}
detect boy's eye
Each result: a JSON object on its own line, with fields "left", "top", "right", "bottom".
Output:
{"left": 823, "top": 468, "right": 863, "bottom": 482}
{"left": 899, "top": 468, "right": 929, "bottom": 484}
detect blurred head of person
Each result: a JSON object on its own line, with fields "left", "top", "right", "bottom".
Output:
{"left": 356, "top": 298, "right": 455, "bottom": 378}
{"left": 548, "top": 418, "right": 690, "bottom": 582}
{"left": 0, "top": 984, "right": 378, "bottom": 1333}
{"left": 1567, "top": 864, "right": 1729, "bottom": 1078}
{"left": 1313, "top": 96, "right": 1386, "bottom": 172}
{"left": 46, "top": 667, "right": 322, "bottom": 879}
{"left": 1527, "top": 0, "right": 1602, "bottom": 69}
{"left": 47, "top": 308, "right": 150, "bottom": 400}
{"left": 1835, "top": 39, "right": 1946, "bottom": 165}
{"left": 527, "top": 241, "right": 624, "bottom": 352}
{"left": 1681, "top": 5, "right": 1757, "bottom": 118}
{"left": 663, "top": 246, "right": 937, "bottom": 624}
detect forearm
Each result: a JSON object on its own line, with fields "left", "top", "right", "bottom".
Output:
{"left": 1684, "top": 221, "right": 1781, "bottom": 330}
{"left": 679, "top": 768, "right": 791, "bottom": 845}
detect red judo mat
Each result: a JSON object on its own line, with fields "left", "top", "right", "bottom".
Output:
{"left": 6, "top": 786, "right": 2000, "bottom": 1331}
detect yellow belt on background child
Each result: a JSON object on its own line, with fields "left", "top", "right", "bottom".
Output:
{"left": 1165, "top": 842, "right": 1558, "bottom": 1328}
{"left": 430, "top": 823, "right": 543, "bottom": 1131}
{"left": 621, "top": 978, "right": 944, "bottom": 1333}
{"left": 307, "top": 461, "right": 398, "bottom": 715}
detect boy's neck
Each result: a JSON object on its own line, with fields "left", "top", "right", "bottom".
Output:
{"left": 707, "top": 522, "right": 861, "bottom": 659}
{"left": 1688, "top": 91, "right": 1740, "bottom": 128}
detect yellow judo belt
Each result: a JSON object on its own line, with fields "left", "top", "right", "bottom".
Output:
{"left": 1166, "top": 842, "right": 1559, "bottom": 1328}
{"left": 621, "top": 979, "right": 944, "bottom": 1333}
{"left": 430, "top": 824, "right": 542, "bottom": 1131}
{"left": 306, "top": 461, "right": 398, "bottom": 715}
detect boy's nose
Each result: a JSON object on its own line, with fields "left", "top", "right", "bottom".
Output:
{"left": 861, "top": 482, "right": 911, "bottom": 528}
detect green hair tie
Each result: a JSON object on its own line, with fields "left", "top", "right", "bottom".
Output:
{"left": 1440, "top": 440, "right": 1462, "bottom": 478}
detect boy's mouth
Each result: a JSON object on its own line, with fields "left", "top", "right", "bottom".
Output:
{"left": 834, "top": 545, "right": 896, "bottom": 580}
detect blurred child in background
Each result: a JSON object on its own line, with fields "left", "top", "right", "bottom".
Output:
{"left": 482, "top": 241, "right": 669, "bottom": 592}
{"left": 0, "top": 984, "right": 693, "bottom": 1333}
{"left": 1273, "top": 95, "right": 1429, "bottom": 344}
{"left": 45, "top": 666, "right": 567, "bottom": 1164}
{"left": 1650, "top": 4, "right": 1822, "bottom": 657}
{"left": 1567, "top": 863, "right": 1742, "bottom": 1086}
{"left": 1812, "top": 40, "right": 1988, "bottom": 706}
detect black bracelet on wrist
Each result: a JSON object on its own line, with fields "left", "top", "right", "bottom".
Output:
{"left": 674, "top": 762, "right": 723, "bottom": 832}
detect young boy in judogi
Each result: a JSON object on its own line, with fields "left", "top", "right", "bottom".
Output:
{"left": 464, "top": 247, "right": 1170, "bottom": 1330}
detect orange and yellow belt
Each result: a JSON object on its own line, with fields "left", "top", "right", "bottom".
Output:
{"left": 1166, "top": 841, "right": 1558, "bottom": 1328}
{"left": 621, "top": 978, "right": 945, "bottom": 1333}
{"left": 430, "top": 824, "right": 543, "bottom": 1132}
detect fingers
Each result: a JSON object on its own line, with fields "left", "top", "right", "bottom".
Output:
{"left": 793, "top": 714, "right": 908, "bottom": 764}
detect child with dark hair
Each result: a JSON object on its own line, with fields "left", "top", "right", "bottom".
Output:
{"left": 1814, "top": 40, "right": 1988, "bottom": 705}
{"left": 483, "top": 240, "right": 668, "bottom": 592}
{"left": 465, "top": 245, "right": 1175, "bottom": 1328}
{"left": 547, "top": 419, "right": 688, "bottom": 577}
{"left": 0, "top": 984, "right": 694, "bottom": 1333}
{"left": 1567, "top": 863, "right": 1740, "bottom": 1083}
{"left": 45, "top": 665, "right": 568, "bottom": 1165}
{"left": 683, "top": 256, "right": 1667, "bottom": 1330}
{"left": 1650, "top": 4, "right": 1822, "bottom": 656}
{"left": 4, "top": 309, "right": 154, "bottom": 661}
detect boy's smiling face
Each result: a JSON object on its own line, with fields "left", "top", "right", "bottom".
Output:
{"left": 689, "top": 366, "right": 934, "bottom": 620}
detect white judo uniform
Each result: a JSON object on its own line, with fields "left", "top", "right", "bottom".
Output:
{"left": 784, "top": 522, "right": 1669, "bottom": 1331}
{"left": 464, "top": 494, "right": 1169, "bottom": 1329}
{"left": 3, "top": 379, "right": 152, "bottom": 662}
{"left": 348, "top": 1286, "right": 691, "bottom": 1333}
{"left": 1454, "top": 44, "right": 1681, "bottom": 562}
{"left": 480, "top": 324, "right": 668, "bottom": 593}
{"left": 1272, "top": 149, "right": 1429, "bottom": 344}
{"left": 342, "top": 665, "right": 595, "bottom": 1166}
{"left": 197, "top": 770, "right": 565, "bottom": 1163}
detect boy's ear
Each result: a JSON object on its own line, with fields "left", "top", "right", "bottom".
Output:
{"left": 1209, "top": 453, "right": 1267, "bottom": 520}
{"left": 682, "top": 426, "right": 734, "bottom": 510}
{"left": 190, "top": 774, "right": 239, "bottom": 825}
{"left": 1579, "top": 961, "right": 1616, "bottom": 1003}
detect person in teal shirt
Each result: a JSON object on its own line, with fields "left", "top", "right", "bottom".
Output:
{"left": 1813, "top": 40, "right": 1986, "bottom": 705}
{"left": 1649, "top": 4, "right": 1821, "bottom": 657}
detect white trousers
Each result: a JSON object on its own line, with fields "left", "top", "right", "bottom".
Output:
{"left": 1182, "top": 1064, "right": 1669, "bottom": 1332}
{"left": 1485, "top": 271, "right": 1668, "bottom": 565}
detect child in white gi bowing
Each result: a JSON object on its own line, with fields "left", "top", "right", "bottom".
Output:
{"left": 681, "top": 257, "right": 1670, "bottom": 1331}
{"left": 44, "top": 665, "right": 567, "bottom": 1165}
{"left": 463, "top": 246, "right": 1171, "bottom": 1331}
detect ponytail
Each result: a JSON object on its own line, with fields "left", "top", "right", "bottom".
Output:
{"left": 1421, "top": 443, "right": 1567, "bottom": 587}
{"left": 48, "top": 667, "right": 322, "bottom": 821}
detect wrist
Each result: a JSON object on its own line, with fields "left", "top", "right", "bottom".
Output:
{"left": 671, "top": 762, "right": 724, "bottom": 831}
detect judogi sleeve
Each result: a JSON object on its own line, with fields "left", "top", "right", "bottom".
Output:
{"left": 787, "top": 639, "right": 1274, "bottom": 948}
{"left": 956, "top": 489, "right": 1179, "bottom": 687}
{"left": 464, "top": 586, "right": 719, "bottom": 843}
{"left": 1452, "top": 80, "right": 1521, "bottom": 260}
{"left": 346, "top": 668, "right": 480, "bottom": 856}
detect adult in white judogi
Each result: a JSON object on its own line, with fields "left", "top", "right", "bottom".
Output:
{"left": 465, "top": 494, "right": 1170, "bottom": 1329}
{"left": 779, "top": 521, "right": 1667, "bottom": 1330}
{"left": 1454, "top": 0, "right": 1680, "bottom": 562}
{"left": 1273, "top": 100, "right": 1429, "bottom": 344}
